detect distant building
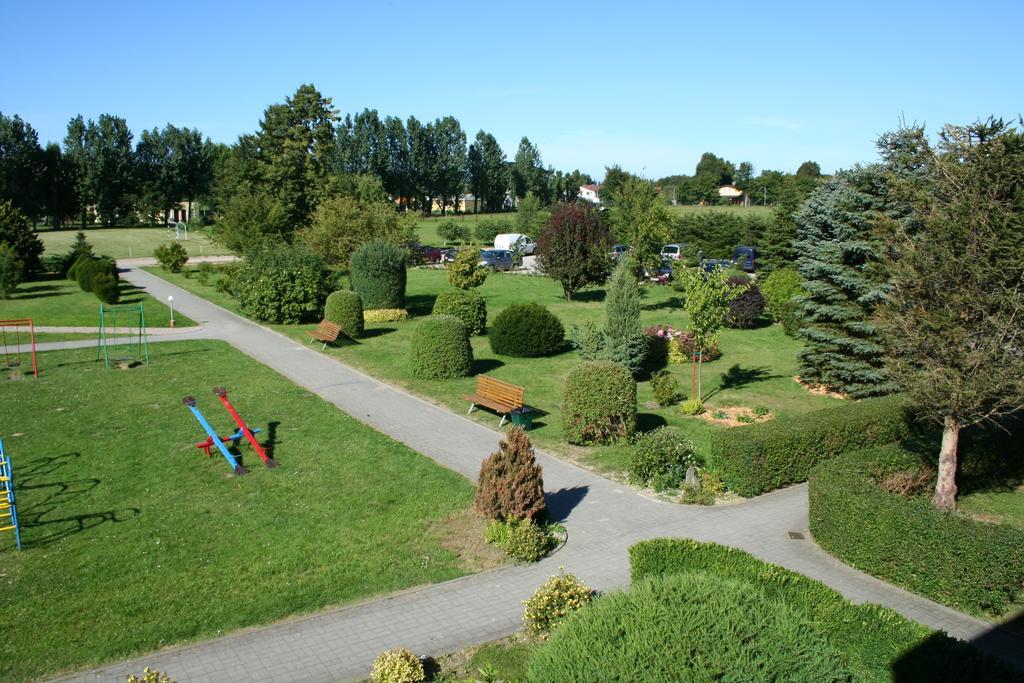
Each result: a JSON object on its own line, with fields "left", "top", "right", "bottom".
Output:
{"left": 718, "top": 185, "right": 748, "bottom": 206}
{"left": 579, "top": 183, "right": 601, "bottom": 203}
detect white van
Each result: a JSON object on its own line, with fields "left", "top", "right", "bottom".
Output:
{"left": 493, "top": 233, "right": 536, "bottom": 255}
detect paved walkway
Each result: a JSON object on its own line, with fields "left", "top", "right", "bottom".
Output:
{"left": 53, "top": 264, "right": 1024, "bottom": 682}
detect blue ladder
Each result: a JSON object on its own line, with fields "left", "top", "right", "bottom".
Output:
{"left": 0, "top": 438, "right": 22, "bottom": 550}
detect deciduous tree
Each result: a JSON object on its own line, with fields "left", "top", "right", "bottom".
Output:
{"left": 468, "top": 130, "right": 508, "bottom": 212}
{"left": 0, "top": 112, "right": 45, "bottom": 222}
{"left": 536, "top": 202, "right": 611, "bottom": 300}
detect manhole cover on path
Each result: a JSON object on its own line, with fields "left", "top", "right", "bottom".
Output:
{"left": 787, "top": 531, "right": 805, "bottom": 540}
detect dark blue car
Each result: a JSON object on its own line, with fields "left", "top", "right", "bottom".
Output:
{"left": 732, "top": 246, "right": 758, "bottom": 272}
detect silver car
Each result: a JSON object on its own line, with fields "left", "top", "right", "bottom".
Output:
{"left": 479, "top": 249, "right": 515, "bottom": 271}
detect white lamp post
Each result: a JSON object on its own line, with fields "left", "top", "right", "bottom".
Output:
{"left": 168, "top": 295, "right": 175, "bottom": 327}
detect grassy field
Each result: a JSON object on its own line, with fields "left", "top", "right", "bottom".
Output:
{"left": 151, "top": 265, "right": 837, "bottom": 477}
{"left": 37, "top": 226, "right": 232, "bottom": 259}
{"left": 0, "top": 275, "right": 195, "bottom": 328}
{"left": 667, "top": 204, "right": 774, "bottom": 218}
{"left": 960, "top": 484, "right": 1024, "bottom": 527}
{"left": 416, "top": 212, "right": 510, "bottom": 246}
{"left": 0, "top": 341, "right": 480, "bottom": 681}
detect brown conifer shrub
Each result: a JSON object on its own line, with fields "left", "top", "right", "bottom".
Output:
{"left": 474, "top": 427, "right": 546, "bottom": 521}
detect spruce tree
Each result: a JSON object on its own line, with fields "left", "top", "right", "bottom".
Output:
{"left": 604, "top": 259, "right": 647, "bottom": 377}
{"left": 794, "top": 167, "right": 897, "bottom": 398}
{"left": 474, "top": 427, "right": 546, "bottom": 521}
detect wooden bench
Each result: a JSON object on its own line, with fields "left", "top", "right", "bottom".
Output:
{"left": 464, "top": 375, "right": 525, "bottom": 427}
{"left": 307, "top": 320, "right": 342, "bottom": 350}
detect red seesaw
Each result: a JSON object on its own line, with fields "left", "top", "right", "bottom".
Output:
{"left": 212, "top": 387, "right": 277, "bottom": 468}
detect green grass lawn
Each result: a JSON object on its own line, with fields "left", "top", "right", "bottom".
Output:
{"left": 416, "top": 212, "right": 510, "bottom": 246}
{"left": 667, "top": 204, "right": 775, "bottom": 218}
{"left": 37, "top": 226, "right": 232, "bottom": 260}
{"left": 0, "top": 275, "right": 195, "bottom": 328}
{"left": 148, "top": 266, "right": 836, "bottom": 477}
{"left": 960, "top": 485, "right": 1024, "bottom": 527}
{"left": 0, "top": 341, "right": 478, "bottom": 681}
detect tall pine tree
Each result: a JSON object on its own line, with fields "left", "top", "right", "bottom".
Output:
{"left": 794, "top": 166, "right": 897, "bottom": 397}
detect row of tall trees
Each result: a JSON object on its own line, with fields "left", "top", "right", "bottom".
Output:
{"left": 0, "top": 111, "right": 214, "bottom": 228}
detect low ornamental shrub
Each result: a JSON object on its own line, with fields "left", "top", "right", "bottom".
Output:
{"left": 75, "top": 256, "right": 117, "bottom": 293}
{"left": 432, "top": 289, "right": 487, "bottom": 335}
{"left": 522, "top": 569, "right": 592, "bottom": 636}
{"left": 475, "top": 426, "right": 546, "bottom": 521}
{"left": 625, "top": 539, "right": 1018, "bottom": 682}
{"left": 350, "top": 241, "right": 407, "bottom": 310}
{"left": 126, "top": 668, "right": 175, "bottom": 683}
{"left": 568, "top": 321, "right": 605, "bottom": 361}
{"left": 91, "top": 273, "right": 120, "bottom": 304}
{"left": 437, "top": 219, "right": 471, "bottom": 244}
{"left": 484, "top": 518, "right": 554, "bottom": 562}
{"left": 153, "top": 242, "right": 189, "bottom": 273}
{"left": 809, "top": 444, "right": 1024, "bottom": 617}
{"left": 562, "top": 361, "right": 637, "bottom": 445}
{"left": 643, "top": 325, "right": 720, "bottom": 365}
{"left": 409, "top": 315, "right": 473, "bottom": 380}
{"left": 0, "top": 243, "right": 24, "bottom": 298}
{"left": 525, "top": 572, "right": 852, "bottom": 682}
{"left": 649, "top": 370, "right": 681, "bottom": 407}
{"left": 370, "top": 648, "right": 425, "bottom": 683}
{"left": 323, "top": 290, "right": 364, "bottom": 339}
{"left": 723, "top": 279, "right": 765, "bottom": 329}
{"left": 710, "top": 395, "right": 913, "bottom": 497}
{"left": 628, "top": 427, "right": 701, "bottom": 491}
{"left": 777, "top": 297, "right": 804, "bottom": 336}
{"left": 447, "top": 246, "right": 488, "bottom": 289}
{"left": 760, "top": 267, "right": 807, "bottom": 323}
{"left": 489, "top": 303, "right": 564, "bottom": 357}
{"left": 234, "top": 245, "right": 332, "bottom": 324}
{"left": 364, "top": 308, "right": 409, "bottom": 323}
{"left": 679, "top": 398, "right": 703, "bottom": 415}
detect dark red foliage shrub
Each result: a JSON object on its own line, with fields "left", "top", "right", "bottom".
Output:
{"left": 475, "top": 427, "right": 546, "bottom": 521}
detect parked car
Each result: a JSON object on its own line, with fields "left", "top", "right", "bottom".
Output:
{"left": 479, "top": 249, "right": 515, "bottom": 271}
{"left": 494, "top": 233, "right": 536, "bottom": 255}
{"left": 731, "top": 246, "right": 759, "bottom": 272}
{"left": 700, "top": 258, "right": 734, "bottom": 273}
{"left": 440, "top": 247, "right": 458, "bottom": 263}
{"left": 610, "top": 244, "right": 631, "bottom": 261}
{"left": 661, "top": 243, "right": 687, "bottom": 261}
{"left": 414, "top": 244, "right": 443, "bottom": 264}
{"left": 645, "top": 258, "right": 674, "bottom": 284}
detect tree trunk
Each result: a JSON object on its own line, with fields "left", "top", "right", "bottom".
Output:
{"left": 697, "top": 354, "right": 704, "bottom": 401}
{"left": 690, "top": 355, "right": 697, "bottom": 399}
{"left": 932, "top": 416, "right": 961, "bottom": 511}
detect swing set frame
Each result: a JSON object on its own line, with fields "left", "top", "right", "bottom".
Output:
{"left": 0, "top": 318, "right": 38, "bottom": 379}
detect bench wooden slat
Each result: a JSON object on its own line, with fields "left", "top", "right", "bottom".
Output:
{"left": 463, "top": 375, "right": 525, "bottom": 426}
{"left": 307, "top": 321, "right": 342, "bottom": 348}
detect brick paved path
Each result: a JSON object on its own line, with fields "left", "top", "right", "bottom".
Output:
{"left": 52, "top": 264, "right": 1024, "bottom": 682}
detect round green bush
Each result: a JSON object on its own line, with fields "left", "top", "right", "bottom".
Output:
{"left": 562, "top": 361, "right": 637, "bottom": 444}
{"left": 432, "top": 289, "right": 487, "bottom": 335}
{"left": 350, "top": 241, "right": 407, "bottom": 310}
{"left": 679, "top": 398, "right": 704, "bottom": 415}
{"left": 629, "top": 427, "right": 701, "bottom": 491}
{"left": 649, "top": 370, "right": 681, "bottom": 406}
{"left": 409, "top": 315, "right": 473, "bottom": 379}
{"left": 75, "top": 257, "right": 117, "bottom": 293}
{"left": 761, "top": 267, "right": 807, "bottom": 324}
{"left": 324, "top": 290, "right": 364, "bottom": 339}
{"left": 91, "top": 273, "right": 121, "bottom": 304}
{"left": 489, "top": 303, "right": 564, "bottom": 357}
{"left": 526, "top": 572, "right": 852, "bottom": 683}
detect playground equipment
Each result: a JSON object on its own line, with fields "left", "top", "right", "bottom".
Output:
{"left": 167, "top": 221, "right": 189, "bottom": 240}
{"left": 183, "top": 396, "right": 249, "bottom": 476}
{"left": 213, "top": 387, "right": 277, "bottom": 468}
{"left": 0, "top": 438, "right": 23, "bottom": 550}
{"left": 0, "top": 318, "right": 38, "bottom": 379}
{"left": 96, "top": 303, "right": 150, "bottom": 369}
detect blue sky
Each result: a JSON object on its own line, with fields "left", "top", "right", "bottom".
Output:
{"left": 3, "top": 1, "right": 1021, "bottom": 180}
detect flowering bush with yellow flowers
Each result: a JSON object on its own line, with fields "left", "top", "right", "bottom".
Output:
{"left": 370, "top": 648, "right": 425, "bottom": 683}
{"left": 126, "top": 668, "right": 174, "bottom": 683}
{"left": 523, "top": 568, "right": 593, "bottom": 636}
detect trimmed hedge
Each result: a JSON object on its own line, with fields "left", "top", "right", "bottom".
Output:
{"left": 709, "top": 395, "right": 913, "bottom": 496}
{"left": 324, "top": 290, "right": 364, "bottom": 339}
{"left": 349, "top": 241, "right": 407, "bottom": 310}
{"left": 489, "top": 303, "right": 564, "bottom": 357}
{"left": 526, "top": 572, "right": 852, "bottom": 682}
{"left": 562, "top": 361, "right": 636, "bottom": 445}
{"left": 628, "top": 427, "right": 700, "bottom": 491}
{"left": 91, "top": 273, "right": 120, "bottom": 304}
{"left": 627, "top": 539, "right": 1021, "bottom": 682}
{"left": 432, "top": 289, "right": 487, "bottom": 335}
{"left": 409, "top": 315, "right": 473, "bottom": 380}
{"left": 809, "top": 444, "right": 1024, "bottom": 617}
{"left": 234, "top": 246, "right": 333, "bottom": 324}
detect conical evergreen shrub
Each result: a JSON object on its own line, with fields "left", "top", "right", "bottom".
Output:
{"left": 474, "top": 427, "right": 546, "bottom": 521}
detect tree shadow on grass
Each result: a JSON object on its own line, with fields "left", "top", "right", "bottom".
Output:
{"left": 406, "top": 293, "right": 438, "bottom": 317}
{"left": 641, "top": 295, "right": 684, "bottom": 311}
{"left": 702, "top": 364, "right": 781, "bottom": 400}
{"left": 545, "top": 485, "right": 589, "bottom": 522}
{"left": 637, "top": 413, "right": 669, "bottom": 432}
{"left": 572, "top": 289, "right": 606, "bottom": 303}
{"left": 358, "top": 327, "right": 396, "bottom": 339}
{"left": 472, "top": 358, "right": 505, "bottom": 375}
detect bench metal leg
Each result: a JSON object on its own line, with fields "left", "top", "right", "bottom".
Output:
{"left": 498, "top": 414, "right": 506, "bottom": 428}
{"left": 467, "top": 403, "right": 476, "bottom": 415}
{"left": 322, "top": 341, "right": 328, "bottom": 351}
